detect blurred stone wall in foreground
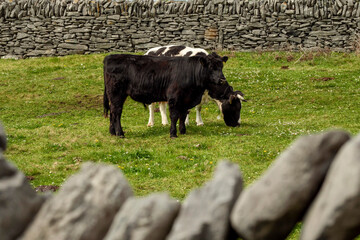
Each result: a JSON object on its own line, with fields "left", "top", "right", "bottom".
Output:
{"left": 1, "top": 122, "right": 360, "bottom": 239}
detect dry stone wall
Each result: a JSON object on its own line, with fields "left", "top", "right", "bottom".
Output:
{"left": 2, "top": 123, "right": 360, "bottom": 239}
{"left": 1, "top": 0, "right": 360, "bottom": 58}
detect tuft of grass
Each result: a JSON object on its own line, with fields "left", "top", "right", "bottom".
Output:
{"left": 1, "top": 52, "right": 360, "bottom": 239}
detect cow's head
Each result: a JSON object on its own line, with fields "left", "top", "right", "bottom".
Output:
{"left": 213, "top": 90, "right": 246, "bottom": 127}
{"left": 221, "top": 91, "right": 246, "bottom": 127}
{"left": 200, "top": 52, "right": 228, "bottom": 85}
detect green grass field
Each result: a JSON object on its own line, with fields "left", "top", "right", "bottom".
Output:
{"left": 1, "top": 51, "right": 359, "bottom": 239}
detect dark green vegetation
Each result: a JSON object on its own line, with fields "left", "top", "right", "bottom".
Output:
{"left": 0, "top": 51, "right": 359, "bottom": 238}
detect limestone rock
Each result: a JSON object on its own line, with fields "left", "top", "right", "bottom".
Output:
{"left": 0, "top": 157, "right": 45, "bottom": 240}
{"left": 58, "top": 43, "right": 88, "bottom": 50}
{"left": 167, "top": 160, "right": 243, "bottom": 240}
{"left": 22, "top": 162, "right": 133, "bottom": 240}
{"left": 230, "top": 131, "right": 350, "bottom": 240}
{"left": 104, "top": 193, "right": 180, "bottom": 240}
{"left": 301, "top": 134, "right": 360, "bottom": 240}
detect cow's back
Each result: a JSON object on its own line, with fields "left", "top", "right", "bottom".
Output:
{"left": 145, "top": 45, "right": 208, "bottom": 57}
{"left": 104, "top": 54, "right": 207, "bottom": 105}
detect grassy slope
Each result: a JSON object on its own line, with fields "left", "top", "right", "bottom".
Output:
{"left": 1, "top": 51, "right": 359, "bottom": 238}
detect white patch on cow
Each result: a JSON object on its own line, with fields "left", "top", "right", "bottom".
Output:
{"left": 159, "top": 102, "right": 168, "bottom": 125}
{"left": 179, "top": 47, "right": 208, "bottom": 57}
{"left": 144, "top": 46, "right": 159, "bottom": 55}
{"left": 195, "top": 105, "right": 204, "bottom": 126}
{"left": 145, "top": 45, "right": 178, "bottom": 56}
{"left": 146, "top": 45, "right": 208, "bottom": 57}
{"left": 147, "top": 103, "right": 155, "bottom": 127}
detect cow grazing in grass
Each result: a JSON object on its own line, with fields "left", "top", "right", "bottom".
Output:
{"left": 103, "top": 53, "right": 240, "bottom": 138}
{"left": 145, "top": 45, "right": 246, "bottom": 127}
{"left": 206, "top": 80, "right": 246, "bottom": 127}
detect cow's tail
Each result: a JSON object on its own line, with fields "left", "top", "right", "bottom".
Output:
{"left": 103, "top": 84, "right": 110, "bottom": 118}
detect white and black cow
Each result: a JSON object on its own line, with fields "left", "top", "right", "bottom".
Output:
{"left": 103, "top": 53, "right": 239, "bottom": 138}
{"left": 145, "top": 45, "right": 246, "bottom": 127}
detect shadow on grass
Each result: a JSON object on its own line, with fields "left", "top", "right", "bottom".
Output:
{"left": 104, "top": 119, "right": 263, "bottom": 140}
{"left": 124, "top": 125, "right": 170, "bottom": 138}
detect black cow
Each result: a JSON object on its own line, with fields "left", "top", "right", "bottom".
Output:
{"left": 207, "top": 81, "right": 246, "bottom": 127}
{"left": 103, "top": 52, "right": 237, "bottom": 138}
{"left": 145, "top": 45, "right": 246, "bottom": 127}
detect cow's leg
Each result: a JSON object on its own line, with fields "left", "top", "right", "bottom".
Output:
{"left": 168, "top": 100, "right": 179, "bottom": 138}
{"left": 159, "top": 102, "right": 169, "bottom": 125}
{"left": 169, "top": 111, "right": 179, "bottom": 138}
{"left": 195, "top": 105, "right": 204, "bottom": 126}
{"left": 110, "top": 95, "right": 127, "bottom": 137}
{"left": 179, "top": 111, "right": 188, "bottom": 135}
{"left": 147, "top": 103, "right": 155, "bottom": 127}
{"left": 185, "top": 113, "right": 190, "bottom": 125}
{"left": 213, "top": 99, "right": 223, "bottom": 120}
{"left": 109, "top": 112, "right": 116, "bottom": 135}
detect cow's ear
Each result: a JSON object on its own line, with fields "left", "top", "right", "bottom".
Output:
{"left": 235, "top": 91, "right": 247, "bottom": 102}
{"left": 222, "top": 56, "right": 229, "bottom": 63}
{"left": 200, "top": 56, "right": 209, "bottom": 67}
{"left": 237, "top": 94, "right": 247, "bottom": 102}
{"left": 229, "top": 94, "right": 236, "bottom": 104}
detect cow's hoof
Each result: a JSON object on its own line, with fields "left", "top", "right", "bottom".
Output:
{"left": 162, "top": 123, "right": 168, "bottom": 126}
{"left": 197, "top": 123, "right": 204, "bottom": 126}
{"left": 170, "top": 135, "right": 178, "bottom": 139}
{"left": 116, "top": 132, "right": 125, "bottom": 138}
{"left": 147, "top": 123, "right": 154, "bottom": 127}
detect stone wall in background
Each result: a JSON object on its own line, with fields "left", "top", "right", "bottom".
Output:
{"left": 1, "top": 124, "right": 360, "bottom": 239}
{"left": 0, "top": 0, "right": 360, "bottom": 58}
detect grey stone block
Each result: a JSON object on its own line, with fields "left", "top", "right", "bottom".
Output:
{"left": 104, "top": 193, "right": 180, "bottom": 240}
{"left": 301, "top": 134, "right": 360, "bottom": 240}
{"left": 22, "top": 162, "right": 133, "bottom": 240}
{"left": 231, "top": 131, "right": 350, "bottom": 240}
{"left": 167, "top": 160, "right": 243, "bottom": 240}
{"left": 0, "top": 156, "right": 45, "bottom": 240}
{"left": 58, "top": 43, "right": 88, "bottom": 50}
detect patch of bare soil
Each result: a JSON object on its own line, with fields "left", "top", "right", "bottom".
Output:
{"left": 74, "top": 94, "right": 103, "bottom": 109}
{"left": 37, "top": 111, "right": 70, "bottom": 118}
{"left": 52, "top": 77, "right": 66, "bottom": 81}
{"left": 26, "top": 176, "right": 35, "bottom": 181}
{"left": 35, "top": 185, "right": 59, "bottom": 193}
{"left": 311, "top": 77, "right": 334, "bottom": 82}
{"left": 237, "top": 133, "right": 250, "bottom": 136}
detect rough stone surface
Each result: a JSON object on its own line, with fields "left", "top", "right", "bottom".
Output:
{"left": 167, "top": 160, "right": 243, "bottom": 240}
{"left": 301, "top": 134, "right": 360, "bottom": 240}
{"left": 0, "top": 156, "right": 45, "bottom": 240}
{"left": 230, "top": 131, "right": 350, "bottom": 240}
{"left": 104, "top": 193, "right": 180, "bottom": 240}
{"left": 22, "top": 162, "right": 133, "bottom": 240}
